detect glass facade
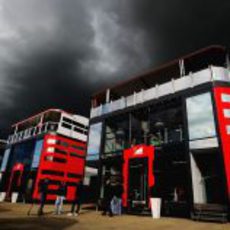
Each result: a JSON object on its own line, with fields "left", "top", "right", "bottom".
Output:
{"left": 130, "top": 109, "right": 149, "bottom": 146}
{"left": 8, "top": 140, "right": 36, "bottom": 170}
{"left": 87, "top": 123, "right": 103, "bottom": 160}
{"left": 186, "top": 92, "right": 216, "bottom": 140}
{"left": 104, "top": 114, "right": 130, "bottom": 156}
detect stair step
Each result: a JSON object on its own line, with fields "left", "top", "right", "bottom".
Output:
{"left": 194, "top": 212, "right": 227, "bottom": 216}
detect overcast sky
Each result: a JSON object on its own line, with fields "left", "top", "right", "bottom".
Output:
{"left": 0, "top": 0, "right": 230, "bottom": 137}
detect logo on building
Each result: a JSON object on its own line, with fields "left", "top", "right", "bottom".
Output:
{"left": 134, "top": 147, "right": 143, "bottom": 155}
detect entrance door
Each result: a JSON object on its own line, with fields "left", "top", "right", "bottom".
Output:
{"left": 128, "top": 158, "right": 148, "bottom": 208}
{"left": 6, "top": 163, "right": 24, "bottom": 198}
{"left": 122, "top": 145, "right": 154, "bottom": 212}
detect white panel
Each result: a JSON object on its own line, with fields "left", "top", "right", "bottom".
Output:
{"left": 57, "top": 126, "right": 87, "bottom": 142}
{"left": 223, "top": 109, "right": 230, "bottom": 118}
{"left": 92, "top": 106, "right": 102, "bottom": 118}
{"left": 71, "top": 130, "right": 87, "bottom": 142}
{"left": 90, "top": 108, "right": 96, "bottom": 118}
{"left": 102, "top": 103, "right": 110, "bottom": 115}
{"left": 85, "top": 166, "right": 98, "bottom": 176}
{"left": 221, "top": 93, "right": 230, "bottom": 103}
{"left": 63, "top": 113, "right": 89, "bottom": 126}
{"left": 158, "top": 82, "right": 173, "bottom": 97}
{"left": 212, "top": 67, "right": 230, "bottom": 82}
{"left": 174, "top": 76, "right": 192, "bottom": 92}
{"left": 58, "top": 126, "right": 71, "bottom": 136}
{"left": 192, "top": 69, "right": 211, "bottom": 86}
{"left": 83, "top": 177, "right": 90, "bottom": 186}
{"left": 126, "top": 95, "right": 135, "bottom": 107}
{"left": 143, "top": 87, "right": 157, "bottom": 101}
{"left": 136, "top": 91, "right": 143, "bottom": 104}
{"left": 111, "top": 98, "right": 126, "bottom": 111}
{"left": 72, "top": 115, "right": 89, "bottom": 126}
{"left": 189, "top": 137, "right": 218, "bottom": 149}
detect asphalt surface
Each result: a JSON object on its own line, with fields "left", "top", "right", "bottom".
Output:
{"left": 0, "top": 202, "right": 229, "bottom": 230}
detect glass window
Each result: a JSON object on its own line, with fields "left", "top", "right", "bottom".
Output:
{"left": 87, "top": 123, "right": 102, "bottom": 160}
{"left": 186, "top": 92, "right": 216, "bottom": 140}
{"left": 8, "top": 140, "right": 36, "bottom": 169}
{"left": 31, "top": 139, "right": 44, "bottom": 168}
{"left": 0, "top": 148, "right": 11, "bottom": 171}
{"left": 149, "top": 102, "right": 184, "bottom": 145}
{"left": 131, "top": 109, "right": 149, "bottom": 146}
{"left": 43, "top": 111, "right": 61, "bottom": 123}
{"left": 62, "top": 122, "right": 72, "bottom": 129}
{"left": 104, "top": 114, "right": 130, "bottom": 155}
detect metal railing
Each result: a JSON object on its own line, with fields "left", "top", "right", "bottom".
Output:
{"left": 90, "top": 66, "right": 230, "bottom": 118}
{"left": 7, "top": 122, "right": 58, "bottom": 145}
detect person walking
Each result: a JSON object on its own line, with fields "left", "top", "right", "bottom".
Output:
{"left": 67, "top": 180, "right": 83, "bottom": 216}
{"left": 54, "top": 181, "right": 66, "bottom": 215}
{"left": 37, "top": 178, "right": 49, "bottom": 216}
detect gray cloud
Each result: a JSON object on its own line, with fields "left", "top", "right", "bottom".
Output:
{"left": 0, "top": 0, "right": 230, "bottom": 137}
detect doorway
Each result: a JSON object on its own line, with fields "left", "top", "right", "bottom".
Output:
{"left": 190, "top": 149, "right": 226, "bottom": 205}
{"left": 122, "top": 145, "right": 154, "bottom": 212}
{"left": 128, "top": 158, "right": 148, "bottom": 209}
{"left": 6, "top": 163, "right": 24, "bottom": 199}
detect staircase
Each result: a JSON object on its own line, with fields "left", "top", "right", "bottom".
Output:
{"left": 191, "top": 204, "right": 228, "bottom": 223}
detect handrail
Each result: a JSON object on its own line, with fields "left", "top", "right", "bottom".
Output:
{"left": 7, "top": 121, "right": 59, "bottom": 145}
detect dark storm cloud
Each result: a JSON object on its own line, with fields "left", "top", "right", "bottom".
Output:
{"left": 0, "top": 0, "right": 230, "bottom": 137}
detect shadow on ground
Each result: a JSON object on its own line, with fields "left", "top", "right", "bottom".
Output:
{"left": 0, "top": 217, "right": 78, "bottom": 230}
{"left": 0, "top": 206, "right": 11, "bottom": 213}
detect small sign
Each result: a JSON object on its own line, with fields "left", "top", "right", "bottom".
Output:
{"left": 134, "top": 147, "right": 143, "bottom": 155}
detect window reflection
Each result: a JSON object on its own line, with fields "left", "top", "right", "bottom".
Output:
{"left": 186, "top": 92, "right": 216, "bottom": 140}
{"left": 0, "top": 149, "right": 11, "bottom": 171}
{"left": 31, "top": 140, "right": 44, "bottom": 168}
{"left": 87, "top": 123, "right": 102, "bottom": 160}
{"left": 104, "top": 114, "right": 130, "bottom": 155}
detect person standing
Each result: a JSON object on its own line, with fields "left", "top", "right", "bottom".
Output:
{"left": 102, "top": 178, "right": 113, "bottom": 217}
{"left": 111, "top": 183, "right": 123, "bottom": 215}
{"left": 37, "top": 178, "right": 49, "bottom": 216}
{"left": 67, "top": 180, "right": 83, "bottom": 216}
{"left": 54, "top": 181, "right": 66, "bottom": 215}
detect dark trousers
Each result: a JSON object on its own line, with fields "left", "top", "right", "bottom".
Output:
{"left": 38, "top": 193, "right": 47, "bottom": 215}
{"left": 102, "top": 198, "right": 113, "bottom": 216}
{"left": 71, "top": 199, "right": 81, "bottom": 214}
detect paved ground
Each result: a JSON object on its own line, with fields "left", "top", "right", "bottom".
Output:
{"left": 0, "top": 202, "right": 229, "bottom": 230}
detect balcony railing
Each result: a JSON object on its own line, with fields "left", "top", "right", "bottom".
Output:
{"left": 90, "top": 66, "right": 230, "bottom": 118}
{"left": 7, "top": 122, "right": 58, "bottom": 145}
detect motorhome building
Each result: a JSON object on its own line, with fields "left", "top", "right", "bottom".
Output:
{"left": 87, "top": 46, "right": 230, "bottom": 221}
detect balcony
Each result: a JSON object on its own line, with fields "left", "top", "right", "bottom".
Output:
{"left": 7, "top": 122, "right": 58, "bottom": 145}
{"left": 90, "top": 66, "right": 230, "bottom": 118}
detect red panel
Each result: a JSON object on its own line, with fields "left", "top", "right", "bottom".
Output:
{"left": 33, "top": 133, "right": 86, "bottom": 201}
{"left": 213, "top": 86, "right": 230, "bottom": 200}
{"left": 6, "top": 163, "right": 24, "bottom": 196}
{"left": 122, "top": 144, "right": 154, "bottom": 207}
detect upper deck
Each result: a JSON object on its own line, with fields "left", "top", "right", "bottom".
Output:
{"left": 7, "top": 109, "right": 89, "bottom": 145}
{"left": 90, "top": 46, "right": 230, "bottom": 119}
